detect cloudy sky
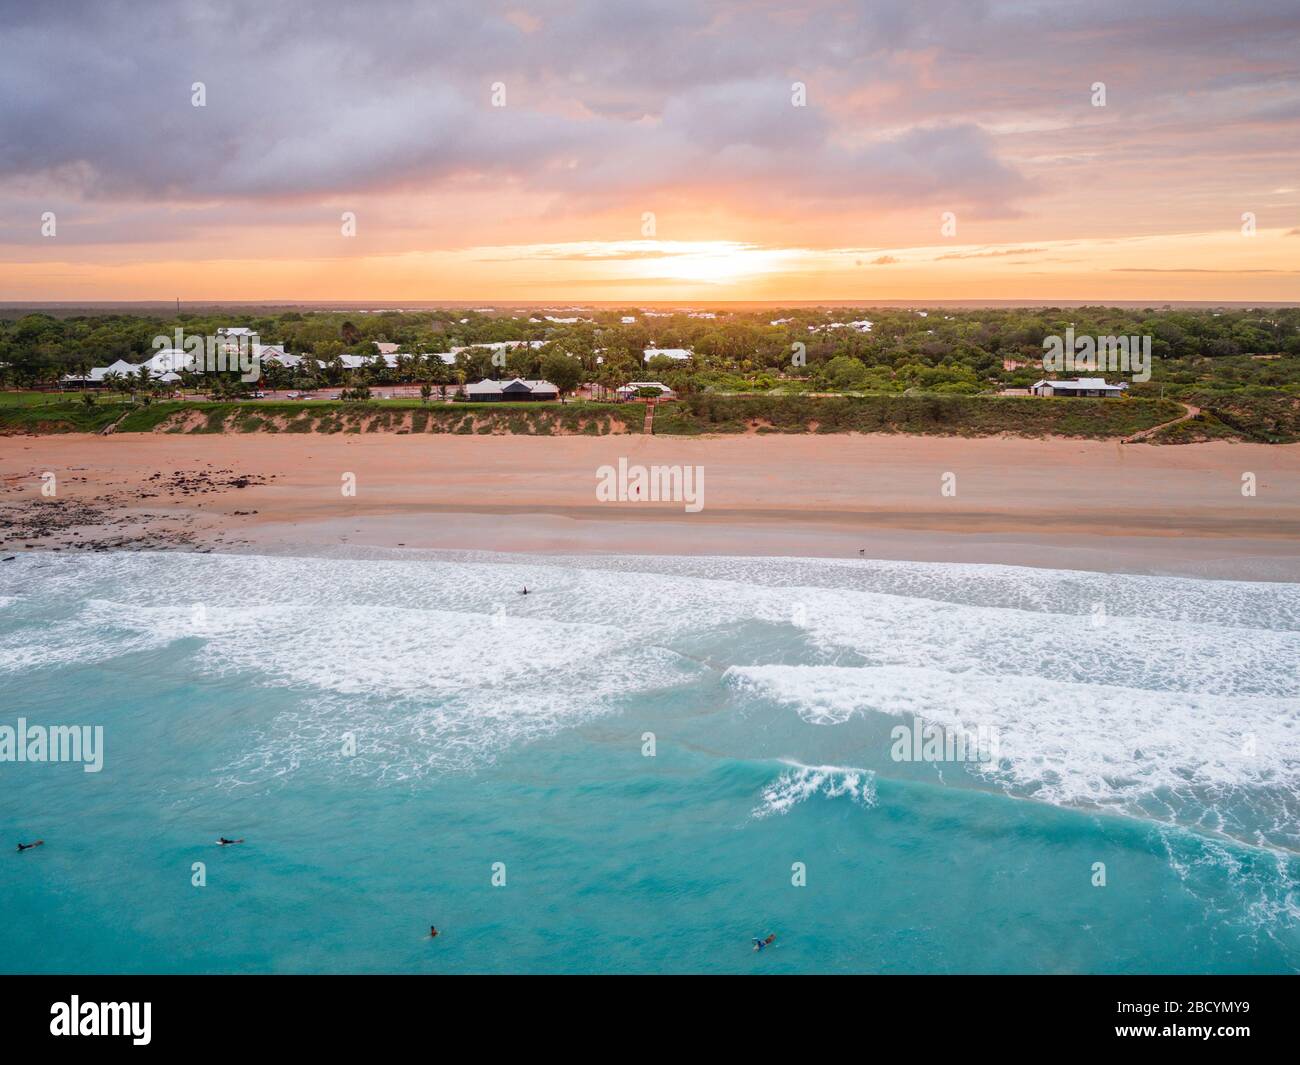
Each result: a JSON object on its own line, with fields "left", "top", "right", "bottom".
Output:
{"left": 2, "top": 0, "right": 1298, "bottom": 301}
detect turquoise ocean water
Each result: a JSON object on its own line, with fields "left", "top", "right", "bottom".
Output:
{"left": 2, "top": 550, "right": 1297, "bottom": 974}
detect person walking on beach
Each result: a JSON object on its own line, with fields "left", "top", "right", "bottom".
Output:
{"left": 752, "top": 933, "right": 776, "bottom": 952}
{"left": 17, "top": 840, "right": 44, "bottom": 852}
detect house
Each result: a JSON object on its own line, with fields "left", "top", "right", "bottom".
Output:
{"left": 447, "top": 340, "right": 543, "bottom": 358}
{"left": 616, "top": 381, "right": 675, "bottom": 399}
{"left": 216, "top": 327, "right": 255, "bottom": 338}
{"left": 260, "top": 348, "right": 309, "bottom": 369}
{"left": 643, "top": 347, "right": 692, "bottom": 363}
{"left": 1030, "top": 377, "right": 1126, "bottom": 397}
{"left": 464, "top": 377, "right": 559, "bottom": 402}
{"left": 375, "top": 342, "right": 400, "bottom": 355}
{"left": 62, "top": 358, "right": 139, "bottom": 387}
{"left": 143, "top": 348, "right": 191, "bottom": 375}
{"left": 335, "top": 353, "right": 384, "bottom": 370}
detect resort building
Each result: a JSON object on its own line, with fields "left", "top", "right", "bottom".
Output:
{"left": 464, "top": 377, "right": 559, "bottom": 402}
{"left": 643, "top": 347, "right": 692, "bottom": 363}
{"left": 142, "top": 349, "right": 191, "bottom": 375}
{"left": 616, "top": 381, "right": 675, "bottom": 399}
{"left": 61, "top": 358, "right": 139, "bottom": 387}
{"left": 1030, "top": 378, "right": 1126, "bottom": 397}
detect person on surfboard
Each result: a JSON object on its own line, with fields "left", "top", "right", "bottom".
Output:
{"left": 752, "top": 934, "right": 776, "bottom": 951}
{"left": 17, "top": 840, "right": 44, "bottom": 852}
{"left": 217, "top": 837, "right": 244, "bottom": 846}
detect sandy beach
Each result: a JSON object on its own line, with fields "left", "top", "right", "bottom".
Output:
{"left": 3, "top": 432, "right": 1298, "bottom": 580}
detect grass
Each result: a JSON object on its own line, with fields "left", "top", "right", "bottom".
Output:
{"left": 651, "top": 393, "right": 1187, "bottom": 438}
{"left": 3, "top": 389, "right": 1288, "bottom": 442}
{"left": 0, "top": 389, "right": 135, "bottom": 408}
{"left": 111, "top": 399, "right": 643, "bottom": 436}
{"left": 0, "top": 394, "right": 129, "bottom": 432}
{"left": 1170, "top": 388, "right": 1300, "bottom": 444}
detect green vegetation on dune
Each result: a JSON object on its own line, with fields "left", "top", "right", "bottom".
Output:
{"left": 0, "top": 399, "right": 127, "bottom": 434}
{"left": 1171, "top": 388, "right": 1300, "bottom": 444}
{"left": 651, "top": 394, "right": 1186, "bottom": 438}
{"left": 128, "top": 400, "right": 641, "bottom": 436}
{"left": 2, "top": 392, "right": 1284, "bottom": 442}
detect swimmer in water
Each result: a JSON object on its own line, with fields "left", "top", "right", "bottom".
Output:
{"left": 17, "top": 840, "right": 44, "bottom": 852}
{"left": 520, "top": 587, "right": 529, "bottom": 595}
{"left": 752, "top": 933, "right": 777, "bottom": 951}
{"left": 217, "top": 837, "right": 244, "bottom": 846}
{"left": 428, "top": 926, "right": 440, "bottom": 939}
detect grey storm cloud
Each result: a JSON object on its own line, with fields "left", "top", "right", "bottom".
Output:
{"left": 1, "top": 0, "right": 1297, "bottom": 239}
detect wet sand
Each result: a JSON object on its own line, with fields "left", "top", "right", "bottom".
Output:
{"left": 2, "top": 433, "right": 1298, "bottom": 579}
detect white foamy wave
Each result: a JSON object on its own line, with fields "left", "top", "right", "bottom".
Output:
{"left": 0, "top": 599, "right": 186, "bottom": 674}
{"left": 757, "top": 584, "right": 1300, "bottom": 698}
{"left": 8, "top": 553, "right": 1298, "bottom": 697}
{"left": 727, "top": 664, "right": 1300, "bottom": 848}
{"left": 752, "top": 760, "right": 877, "bottom": 819}
{"left": 61, "top": 595, "right": 696, "bottom": 779}
{"left": 1156, "top": 828, "right": 1300, "bottom": 940}
{"left": 544, "top": 554, "right": 1300, "bottom": 632}
{"left": 6, "top": 553, "right": 1299, "bottom": 799}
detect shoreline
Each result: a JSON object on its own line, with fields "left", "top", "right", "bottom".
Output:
{"left": 3, "top": 432, "right": 1298, "bottom": 581}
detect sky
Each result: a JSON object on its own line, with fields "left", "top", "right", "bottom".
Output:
{"left": 1, "top": 0, "right": 1298, "bottom": 302}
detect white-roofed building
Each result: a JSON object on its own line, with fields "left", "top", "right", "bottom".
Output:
{"left": 1030, "top": 378, "right": 1126, "bottom": 397}
{"left": 62, "top": 358, "right": 139, "bottom": 387}
{"left": 643, "top": 347, "right": 692, "bottom": 363}
{"left": 143, "top": 348, "right": 192, "bottom": 375}
{"left": 616, "top": 381, "right": 675, "bottom": 399}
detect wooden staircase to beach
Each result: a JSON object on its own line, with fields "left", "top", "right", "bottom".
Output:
{"left": 642, "top": 399, "right": 656, "bottom": 434}
{"left": 100, "top": 410, "right": 132, "bottom": 435}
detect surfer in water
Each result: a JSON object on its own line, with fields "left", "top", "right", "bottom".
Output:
{"left": 519, "top": 587, "right": 529, "bottom": 595}
{"left": 752, "top": 933, "right": 776, "bottom": 952}
{"left": 17, "top": 840, "right": 44, "bottom": 852}
{"left": 217, "top": 837, "right": 244, "bottom": 846}
{"left": 428, "top": 926, "right": 440, "bottom": 940}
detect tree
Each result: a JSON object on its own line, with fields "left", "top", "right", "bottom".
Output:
{"left": 539, "top": 352, "right": 583, "bottom": 402}
{"left": 822, "top": 355, "right": 869, "bottom": 391}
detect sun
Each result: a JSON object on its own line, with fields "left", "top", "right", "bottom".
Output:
{"left": 656, "top": 241, "right": 788, "bottom": 285}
